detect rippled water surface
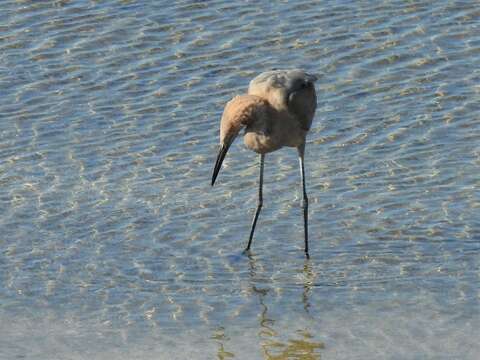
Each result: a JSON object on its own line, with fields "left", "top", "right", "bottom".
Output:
{"left": 1, "top": 1, "right": 479, "bottom": 359}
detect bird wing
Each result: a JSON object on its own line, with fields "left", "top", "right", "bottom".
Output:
{"left": 248, "top": 69, "right": 317, "bottom": 131}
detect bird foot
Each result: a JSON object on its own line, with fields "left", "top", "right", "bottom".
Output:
{"left": 242, "top": 248, "right": 253, "bottom": 257}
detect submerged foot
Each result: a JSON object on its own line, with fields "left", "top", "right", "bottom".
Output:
{"left": 242, "top": 248, "right": 252, "bottom": 257}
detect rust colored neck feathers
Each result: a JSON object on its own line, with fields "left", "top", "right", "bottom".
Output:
{"left": 220, "top": 95, "right": 270, "bottom": 146}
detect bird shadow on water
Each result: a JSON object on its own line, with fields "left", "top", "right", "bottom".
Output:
{"left": 212, "top": 253, "right": 325, "bottom": 359}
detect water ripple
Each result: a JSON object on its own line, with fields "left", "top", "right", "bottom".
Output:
{"left": 1, "top": 0, "right": 479, "bottom": 359}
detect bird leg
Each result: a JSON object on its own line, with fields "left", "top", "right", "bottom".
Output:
{"left": 298, "top": 145, "right": 309, "bottom": 259}
{"left": 245, "top": 154, "right": 264, "bottom": 252}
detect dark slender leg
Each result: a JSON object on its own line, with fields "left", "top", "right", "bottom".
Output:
{"left": 246, "top": 154, "right": 264, "bottom": 252}
{"left": 298, "top": 145, "right": 309, "bottom": 259}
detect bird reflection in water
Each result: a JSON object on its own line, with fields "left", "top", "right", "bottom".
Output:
{"left": 249, "top": 255, "right": 324, "bottom": 359}
{"left": 212, "top": 327, "right": 235, "bottom": 360}
{"left": 211, "top": 256, "right": 324, "bottom": 359}
{"left": 301, "top": 261, "right": 315, "bottom": 314}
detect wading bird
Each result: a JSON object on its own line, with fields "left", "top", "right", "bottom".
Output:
{"left": 211, "top": 69, "right": 317, "bottom": 258}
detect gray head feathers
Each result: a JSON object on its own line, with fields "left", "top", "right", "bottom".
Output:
{"left": 249, "top": 69, "right": 318, "bottom": 93}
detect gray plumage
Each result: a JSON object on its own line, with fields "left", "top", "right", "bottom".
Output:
{"left": 248, "top": 69, "right": 317, "bottom": 131}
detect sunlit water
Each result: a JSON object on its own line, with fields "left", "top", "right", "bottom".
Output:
{"left": 1, "top": 1, "right": 479, "bottom": 359}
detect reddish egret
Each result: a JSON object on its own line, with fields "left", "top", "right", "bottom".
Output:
{"left": 211, "top": 69, "right": 317, "bottom": 258}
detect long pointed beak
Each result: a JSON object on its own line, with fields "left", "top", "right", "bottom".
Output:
{"left": 211, "top": 143, "right": 230, "bottom": 186}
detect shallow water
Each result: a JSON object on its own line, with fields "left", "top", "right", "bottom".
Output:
{"left": 1, "top": 1, "right": 479, "bottom": 359}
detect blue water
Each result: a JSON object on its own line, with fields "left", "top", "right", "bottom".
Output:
{"left": 1, "top": 1, "right": 479, "bottom": 359}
